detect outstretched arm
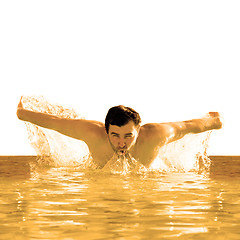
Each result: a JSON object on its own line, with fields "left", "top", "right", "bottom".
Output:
{"left": 142, "top": 112, "right": 223, "bottom": 146}
{"left": 17, "top": 97, "right": 105, "bottom": 145}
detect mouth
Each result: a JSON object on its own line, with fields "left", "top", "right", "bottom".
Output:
{"left": 118, "top": 149, "right": 127, "bottom": 155}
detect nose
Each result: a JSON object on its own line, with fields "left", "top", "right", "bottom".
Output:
{"left": 118, "top": 138, "right": 126, "bottom": 148}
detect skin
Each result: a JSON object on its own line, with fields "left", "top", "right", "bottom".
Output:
{"left": 17, "top": 98, "right": 223, "bottom": 168}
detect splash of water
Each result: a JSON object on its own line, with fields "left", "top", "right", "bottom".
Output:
{"left": 150, "top": 131, "right": 211, "bottom": 173}
{"left": 21, "top": 95, "right": 211, "bottom": 173}
{"left": 103, "top": 153, "right": 147, "bottom": 174}
{"left": 22, "top": 96, "right": 91, "bottom": 167}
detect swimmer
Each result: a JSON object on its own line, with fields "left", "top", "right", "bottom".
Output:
{"left": 17, "top": 98, "right": 222, "bottom": 168}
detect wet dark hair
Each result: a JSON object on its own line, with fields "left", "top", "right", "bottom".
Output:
{"left": 105, "top": 105, "right": 141, "bottom": 134}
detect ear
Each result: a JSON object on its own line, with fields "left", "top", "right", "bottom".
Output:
{"left": 136, "top": 125, "right": 141, "bottom": 133}
{"left": 105, "top": 125, "right": 109, "bottom": 134}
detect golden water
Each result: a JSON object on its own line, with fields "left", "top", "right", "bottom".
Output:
{"left": 0, "top": 156, "right": 240, "bottom": 240}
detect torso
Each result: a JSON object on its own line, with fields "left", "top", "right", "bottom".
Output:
{"left": 88, "top": 125, "right": 161, "bottom": 168}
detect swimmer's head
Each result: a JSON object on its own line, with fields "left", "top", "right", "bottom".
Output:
{"left": 105, "top": 105, "right": 141, "bottom": 156}
{"left": 105, "top": 105, "right": 141, "bottom": 134}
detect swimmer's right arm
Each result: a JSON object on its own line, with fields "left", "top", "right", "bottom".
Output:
{"left": 17, "top": 97, "right": 105, "bottom": 143}
{"left": 17, "top": 99, "right": 60, "bottom": 130}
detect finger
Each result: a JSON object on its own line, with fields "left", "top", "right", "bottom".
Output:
{"left": 208, "top": 112, "right": 220, "bottom": 118}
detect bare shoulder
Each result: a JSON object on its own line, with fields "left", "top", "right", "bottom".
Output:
{"left": 134, "top": 123, "right": 171, "bottom": 166}
{"left": 138, "top": 123, "right": 173, "bottom": 144}
{"left": 73, "top": 119, "right": 106, "bottom": 139}
{"left": 140, "top": 123, "right": 175, "bottom": 134}
{"left": 73, "top": 119, "right": 105, "bottom": 133}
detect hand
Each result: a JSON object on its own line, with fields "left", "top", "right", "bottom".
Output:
{"left": 208, "top": 112, "right": 220, "bottom": 118}
{"left": 17, "top": 96, "right": 23, "bottom": 109}
{"left": 208, "top": 112, "right": 223, "bottom": 129}
{"left": 17, "top": 96, "right": 24, "bottom": 119}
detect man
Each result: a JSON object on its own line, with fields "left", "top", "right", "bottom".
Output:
{"left": 17, "top": 98, "right": 222, "bottom": 168}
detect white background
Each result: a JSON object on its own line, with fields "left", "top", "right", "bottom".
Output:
{"left": 1, "top": 0, "right": 239, "bottom": 155}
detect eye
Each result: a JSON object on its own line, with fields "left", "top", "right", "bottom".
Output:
{"left": 111, "top": 133, "right": 119, "bottom": 138}
{"left": 125, "top": 134, "right": 133, "bottom": 138}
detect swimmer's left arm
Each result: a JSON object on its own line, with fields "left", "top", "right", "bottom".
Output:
{"left": 167, "top": 113, "right": 222, "bottom": 142}
{"left": 144, "top": 112, "right": 223, "bottom": 145}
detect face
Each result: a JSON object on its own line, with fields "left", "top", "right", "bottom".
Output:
{"left": 108, "top": 121, "right": 139, "bottom": 156}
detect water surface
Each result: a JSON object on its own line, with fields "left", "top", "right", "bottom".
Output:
{"left": 0, "top": 156, "right": 240, "bottom": 240}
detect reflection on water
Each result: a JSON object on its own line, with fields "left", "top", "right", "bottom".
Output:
{"left": 0, "top": 156, "right": 240, "bottom": 240}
